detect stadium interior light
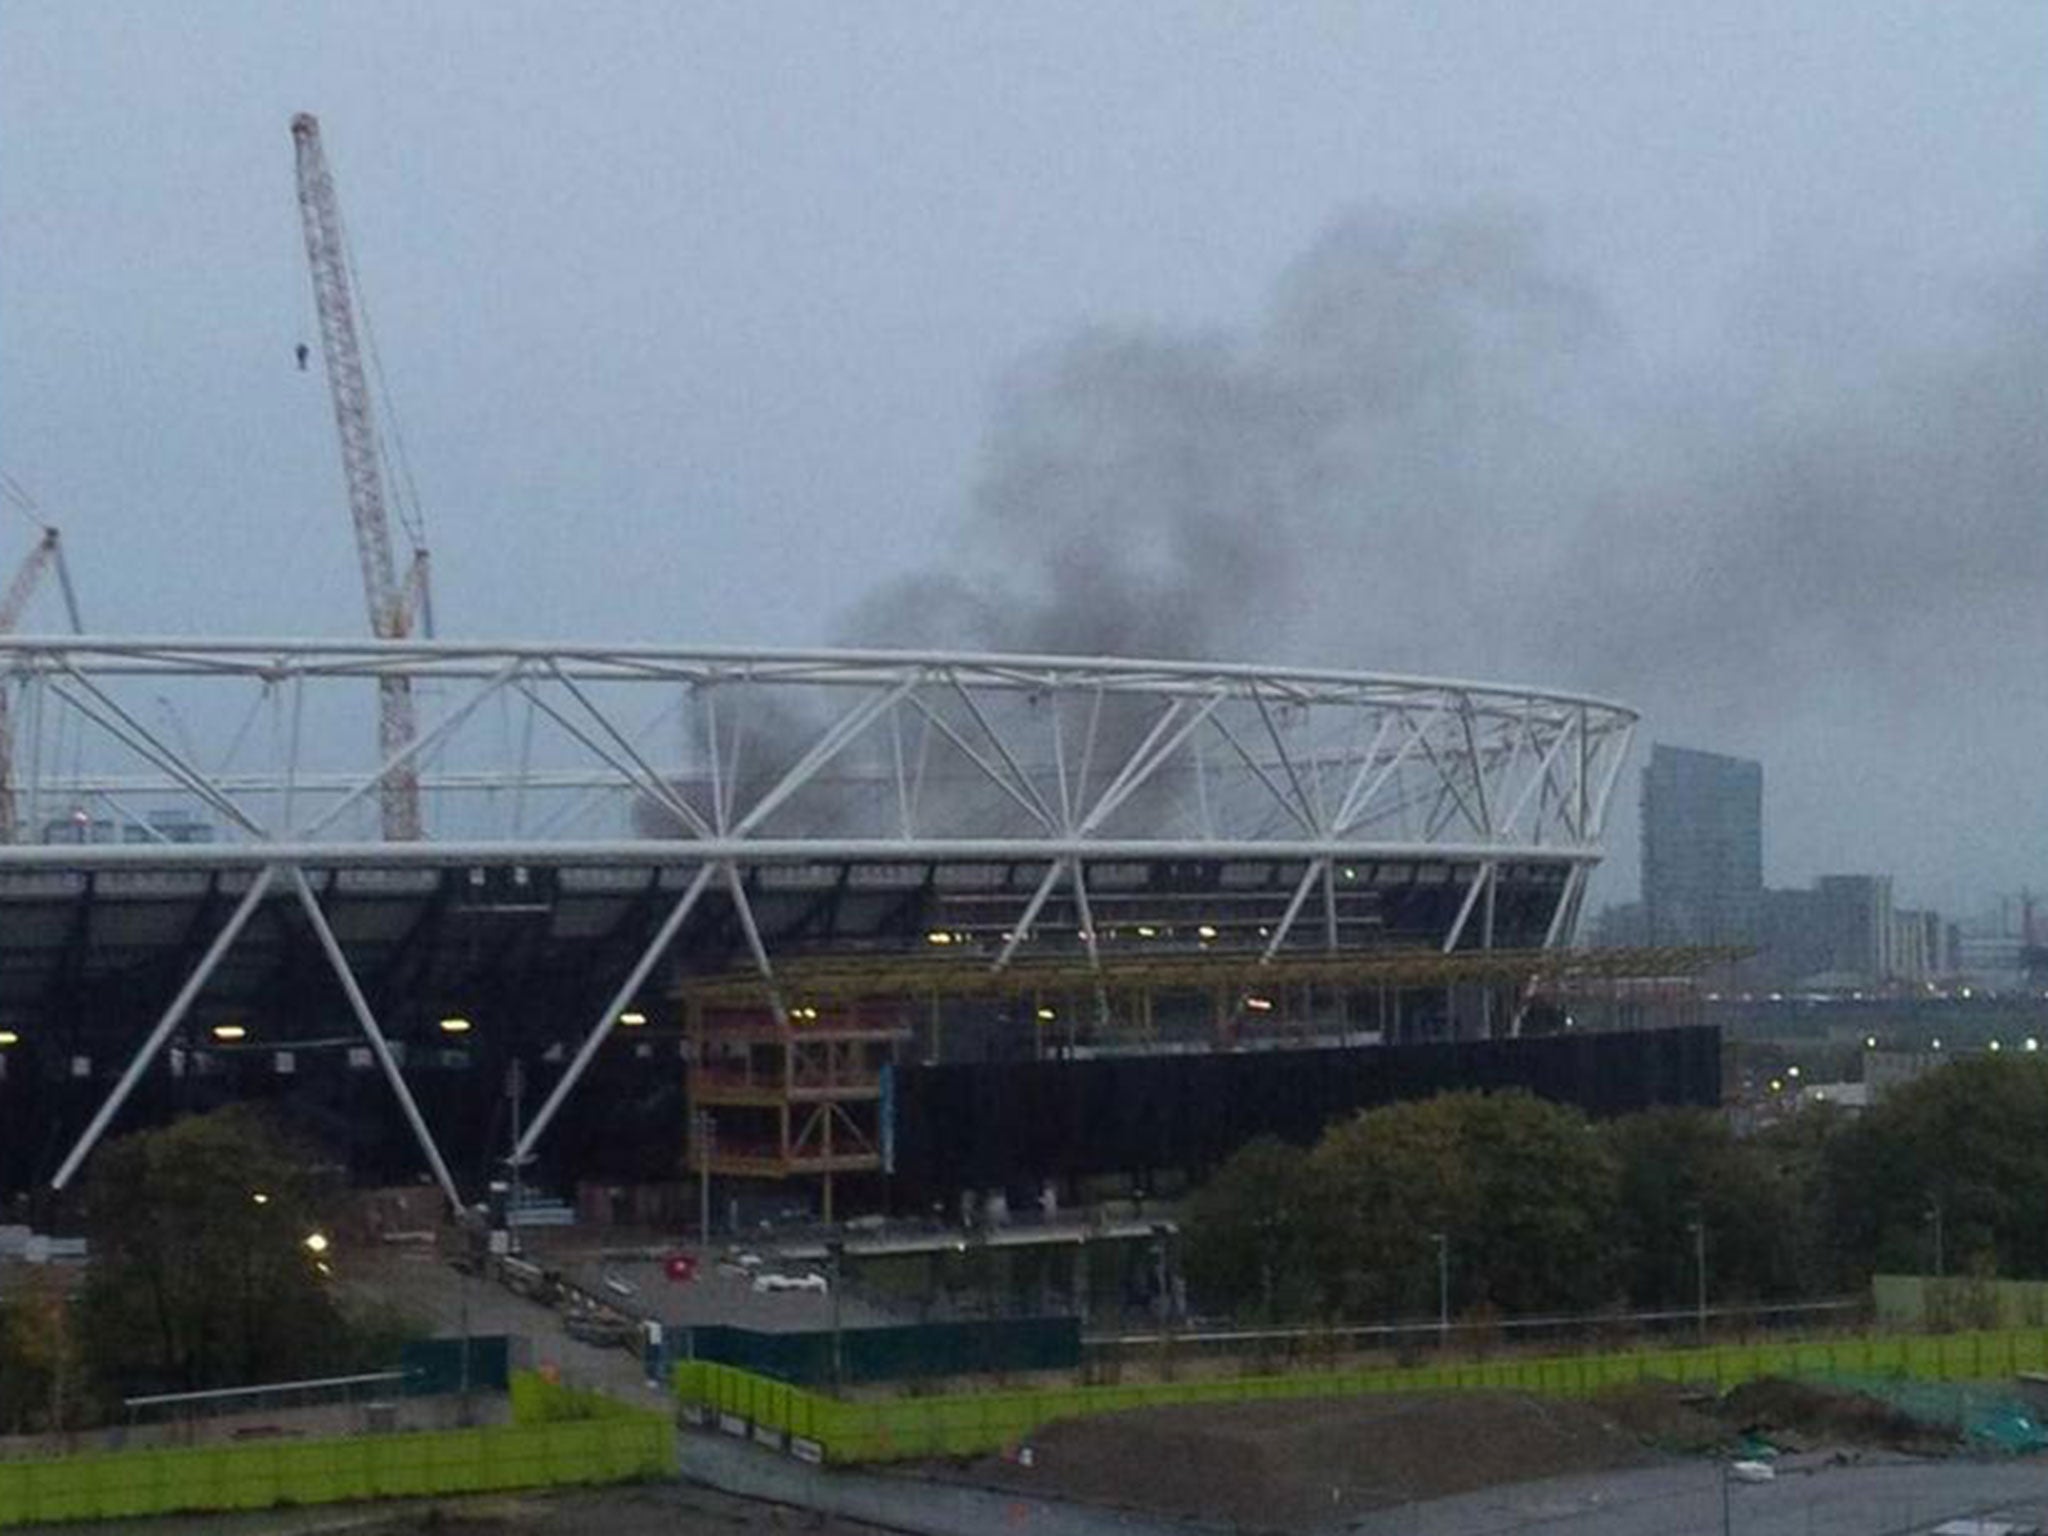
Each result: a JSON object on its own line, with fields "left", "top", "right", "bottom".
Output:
{"left": 618, "top": 1011, "right": 648, "bottom": 1028}
{"left": 438, "top": 1016, "right": 472, "bottom": 1035}
{"left": 1245, "top": 996, "right": 1274, "bottom": 1013}
{"left": 251, "top": 1192, "right": 270, "bottom": 1206}
{"left": 0, "top": 1031, "right": 18, "bottom": 1048}
{"left": 211, "top": 1023, "right": 247, "bottom": 1042}
{"left": 303, "top": 1231, "right": 330, "bottom": 1255}
{"left": 1035, "top": 1006, "right": 1056, "bottom": 1021}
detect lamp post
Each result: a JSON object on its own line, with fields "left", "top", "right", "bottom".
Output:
{"left": 1430, "top": 1232, "right": 1449, "bottom": 1349}
{"left": 825, "top": 1237, "right": 845, "bottom": 1393}
{"left": 694, "top": 1110, "right": 716, "bottom": 1242}
{"left": 1927, "top": 1196, "right": 1945, "bottom": 1280}
{"left": 1688, "top": 1216, "right": 1708, "bottom": 1345}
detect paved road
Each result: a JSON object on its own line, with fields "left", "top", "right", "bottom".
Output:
{"left": 1344, "top": 1453, "right": 2048, "bottom": 1536}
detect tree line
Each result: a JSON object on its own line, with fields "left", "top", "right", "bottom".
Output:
{"left": 1183, "top": 1055, "right": 2048, "bottom": 1324}
{"left": 0, "top": 1107, "right": 418, "bottom": 1436}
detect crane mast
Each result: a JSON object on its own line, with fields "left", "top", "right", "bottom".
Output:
{"left": 291, "top": 112, "right": 427, "bottom": 841}
{"left": 0, "top": 522, "right": 83, "bottom": 842}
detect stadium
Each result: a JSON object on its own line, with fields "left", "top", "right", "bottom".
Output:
{"left": 0, "top": 635, "right": 1718, "bottom": 1220}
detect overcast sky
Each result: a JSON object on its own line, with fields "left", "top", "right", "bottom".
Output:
{"left": 3, "top": 3, "right": 2045, "bottom": 918}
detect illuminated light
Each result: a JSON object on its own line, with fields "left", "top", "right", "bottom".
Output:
{"left": 925, "top": 931, "right": 952, "bottom": 946}
{"left": 1768, "top": 1078, "right": 1783, "bottom": 1092}
{"left": 212, "top": 1023, "right": 247, "bottom": 1042}
{"left": 315, "top": 1260, "right": 333, "bottom": 1277}
{"left": 2029, "top": 1038, "right": 2042, "bottom": 1053}
{"left": 1865, "top": 1036, "right": 1878, "bottom": 1049}
{"left": 0, "top": 1031, "right": 17, "bottom": 1048}
{"left": 619, "top": 1011, "right": 648, "bottom": 1028}
{"left": 1931, "top": 1038, "right": 1943, "bottom": 1051}
{"left": 1136, "top": 926, "right": 1158, "bottom": 939}
{"left": 303, "top": 1232, "right": 330, "bottom": 1255}
{"left": 1342, "top": 867, "right": 1357, "bottom": 881}
{"left": 1245, "top": 996, "right": 1274, "bottom": 1013}
{"left": 251, "top": 1192, "right": 270, "bottom": 1206}
{"left": 1786, "top": 1065, "right": 1800, "bottom": 1079}
{"left": 438, "top": 1016, "right": 473, "bottom": 1035}
{"left": 1197, "top": 925, "right": 1218, "bottom": 940}
{"left": 1990, "top": 1040, "right": 2003, "bottom": 1052}
{"left": 1035, "top": 1007, "right": 1056, "bottom": 1022}
{"left": 1961, "top": 987, "right": 1974, "bottom": 1000}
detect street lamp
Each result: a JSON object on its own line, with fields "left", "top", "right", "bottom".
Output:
{"left": 825, "top": 1238, "right": 846, "bottom": 1393}
{"left": 693, "top": 1110, "right": 717, "bottom": 1241}
{"left": 1430, "top": 1232, "right": 1449, "bottom": 1349}
{"left": 1687, "top": 1217, "right": 1707, "bottom": 1344}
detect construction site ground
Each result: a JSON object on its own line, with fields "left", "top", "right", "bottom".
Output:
{"left": 895, "top": 1375, "right": 2033, "bottom": 1533}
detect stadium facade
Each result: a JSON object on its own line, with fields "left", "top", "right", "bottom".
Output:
{"left": 0, "top": 637, "right": 1691, "bottom": 1217}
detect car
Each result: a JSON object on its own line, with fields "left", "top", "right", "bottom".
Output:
{"left": 750, "top": 1271, "right": 829, "bottom": 1295}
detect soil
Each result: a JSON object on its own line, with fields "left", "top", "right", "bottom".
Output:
{"left": 1592, "top": 1382, "right": 1734, "bottom": 1454}
{"left": 358, "top": 1487, "right": 887, "bottom": 1534}
{"left": 923, "top": 1377, "right": 1975, "bottom": 1533}
{"left": 15, "top": 1487, "right": 890, "bottom": 1536}
{"left": 932, "top": 1391, "right": 1658, "bottom": 1533}
{"left": 1717, "top": 1376, "right": 1958, "bottom": 1456}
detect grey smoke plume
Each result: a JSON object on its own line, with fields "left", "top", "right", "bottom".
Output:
{"left": 844, "top": 202, "right": 2048, "bottom": 747}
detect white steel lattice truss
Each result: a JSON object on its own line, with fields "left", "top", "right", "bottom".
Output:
{"left": 0, "top": 638, "right": 1636, "bottom": 1203}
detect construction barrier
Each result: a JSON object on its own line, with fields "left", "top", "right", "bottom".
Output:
{"left": 680, "top": 1316, "right": 1081, "bottom": 1386}
{"left": 676, "top": 1327, "right": 2048, "bottom": 1465}
{"left": 0, "top": 1374, "right": 671, "bottom": 1528}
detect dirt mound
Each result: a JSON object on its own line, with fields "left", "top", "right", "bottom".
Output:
{"left": 939, "top": 1391, "right": 1657, "bottom": 1532}
{"left": 1593, "top": 1382, "right": 1732, "bottom": 1454}
{"left": 1719, "top": 1377, "right": 1956, "bottom": 1455}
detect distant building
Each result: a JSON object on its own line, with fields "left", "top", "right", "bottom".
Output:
{"left": 1891, "top": 908, "right": 1950, "bottom": 983}
{"left": 1640, "top": 744, "right": 1762, "bottom": 948}
{"left": 1590, "top": 900, "right": 1647, "bottom": 948}
{"left": 1757, "top": 874, "right": 1910, "bottom": 987}
{"left": 1814, "top": 874, "right": 1894, "bottom": 984}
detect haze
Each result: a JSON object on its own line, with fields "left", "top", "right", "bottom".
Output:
{"left": 2, "top": 3, "right": 2044, "bottom": 918}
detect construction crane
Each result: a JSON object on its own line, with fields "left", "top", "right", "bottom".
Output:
{"left": 0, "top": 474, "right": 85, "bottom": 842}
{"left": 291, "top": 112, "right": 430, "bottom": 841}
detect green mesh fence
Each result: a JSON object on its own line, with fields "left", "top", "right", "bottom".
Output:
{"left": 1812, "top": 1373, "right": 2048, "bottom": 1454}
{"left": 0, "top": 1373, "right": 672, "bottom": 1528}
{"left": 678, "top": 1327, "right": 2048, "bottom": 1465}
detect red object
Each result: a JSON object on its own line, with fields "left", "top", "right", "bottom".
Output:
{"left": 664, "top": 1253, "right": 698, "bottom": 1283}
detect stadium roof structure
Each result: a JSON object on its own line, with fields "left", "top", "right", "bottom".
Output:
{"left": 0, "top": 636, "right": 1639, "bottom": 1206}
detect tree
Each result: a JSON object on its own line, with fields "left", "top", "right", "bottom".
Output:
{"left": 1309, "top": 1091, "right": 1619, "bottom": 1319}
{"left": 1182, "top": 1136, "right": 1322, "bottom": 1319}
{"left": 75, "top": 1105, "right": 353, "bottom": 1397}
{"left": 1603, "top": 1108, "right": 1819, "bottom": 1309}
{"left": 0, "top": 1270, "right": 84, "bottom": 1434}
{"left": 1825, "top": 1057, "right": 2048, "bottom": 1281}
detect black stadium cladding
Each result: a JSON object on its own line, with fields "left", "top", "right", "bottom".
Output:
{"left": 886, "top": 1025, "right": 1721, "bottom": 1201}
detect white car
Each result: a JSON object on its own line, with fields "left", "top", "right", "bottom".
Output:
{"left": 750, "top": 1271, "right": 829, "bottom": 1295}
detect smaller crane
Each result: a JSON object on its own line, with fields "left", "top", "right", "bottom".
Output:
{"left": 0, "top": 474, "right": 85, "bottom": 842}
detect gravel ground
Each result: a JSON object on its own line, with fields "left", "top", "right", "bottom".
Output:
{"left": 9, "top": 1484, "right": 893, "bottom": 1536}
{"left": 929, "top": 1392, "right": 1660, "bottom": 1531}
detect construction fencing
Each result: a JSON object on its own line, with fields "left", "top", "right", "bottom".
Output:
{"left": 0, "top": 1373, "right": 671, "bottom": 1528}
{"left": 676, "top": 1327, "right": 2048, "bottom": 1465}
